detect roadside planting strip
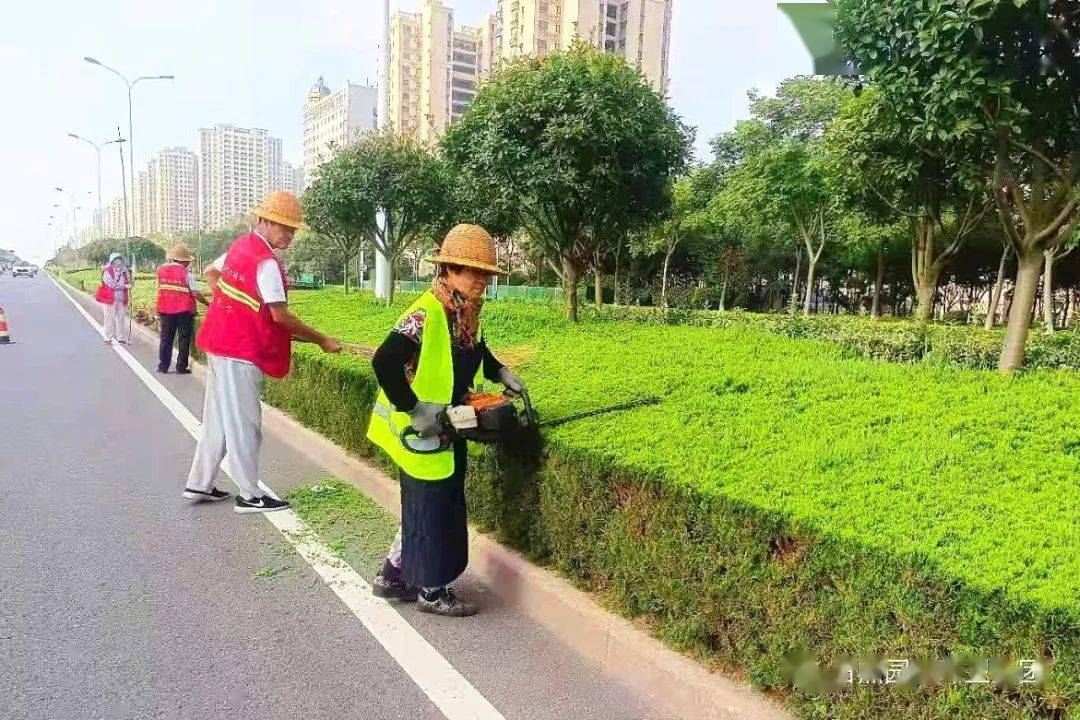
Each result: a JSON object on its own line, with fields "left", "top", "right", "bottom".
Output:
{"left": 49, "top": 274, "right": 507, "bottom": 720}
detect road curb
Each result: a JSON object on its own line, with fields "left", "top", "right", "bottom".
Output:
{"left": 58, "top": 278, "right": 794, "bottom": 720}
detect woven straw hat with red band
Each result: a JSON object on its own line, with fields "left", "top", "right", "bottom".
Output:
{"left": 432, "top": 224, "right": 505, "bottom": 275}
{"left": 166, "top": 244, "right": 195, "bottom": 262}
{"left": 252, "top": 191, "right": 306, "bottom": 230}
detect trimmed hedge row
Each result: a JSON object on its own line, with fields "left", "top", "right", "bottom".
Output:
{"left": 276, "top": 292, "right": 1080, "bottom": 720}
{"left": 58, "top": 274, "right": 1080, "bottom": 718}
{"left": 586, "top": 305, "right": 1080, "bottom": 371}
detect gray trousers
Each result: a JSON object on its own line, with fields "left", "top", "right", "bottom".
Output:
{"left": 186, "top": 354, "right": 264, "bottom": 500}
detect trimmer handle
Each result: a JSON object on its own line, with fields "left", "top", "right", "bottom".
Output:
{"left": 399, "top": 409, "right": 455, "bottom": 454}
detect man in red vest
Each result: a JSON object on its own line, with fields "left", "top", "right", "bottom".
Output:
{"left": 156, "top": 244, "right": 207, "bottom": 375}
{"left": 183, "top": 191, "right": 342, "bottom": 513}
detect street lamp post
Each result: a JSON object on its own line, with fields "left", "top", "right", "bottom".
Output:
{"left": 84, "top": 57, "right": 173, "bottom": 238}
{"left": 67, "top": 133, "right": 104, "bottom": 241}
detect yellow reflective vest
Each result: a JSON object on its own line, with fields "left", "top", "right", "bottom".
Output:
{"left": 367, "top": 291, "right": 456, "bottom": 480}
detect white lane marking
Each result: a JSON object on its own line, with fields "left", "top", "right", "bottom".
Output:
{"left": 49, "top": 275, "right": 506, "bottom": 720}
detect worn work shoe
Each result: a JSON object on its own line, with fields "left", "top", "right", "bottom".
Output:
{"left": 182, "top": 487, "right": 230, "bottom": 502}
{"left": 417, "top": 587, "right": 477, "bottom": 617}
{"left": 372, "top": 571, "right": 418, "bottom": 602}
{"left": 175, "top": 367, "right": 192, "bottom": 375}
{"left": 234, "top": 495, "right": 290, "bottom": 514}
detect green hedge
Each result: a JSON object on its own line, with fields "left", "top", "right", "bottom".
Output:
{"left": 59, "top": 276, "right": 1080, "bottom": 718}
{"left": 268, "top": 292, "right": 1080, "bottom": 720}
{"left": 586, "top": 305, "right": 1080, "bottom": 371}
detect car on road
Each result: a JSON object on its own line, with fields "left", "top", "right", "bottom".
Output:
{"left": 12, "top": 263, "right": 36, "bottom": 278}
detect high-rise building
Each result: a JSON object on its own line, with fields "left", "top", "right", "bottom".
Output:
{"left": 101, "top": 197, "right": 127, "bottom": 238}
{"left": 390, "top": 0, "right": 672, "bottom": 142}
{"left": 197, "top": 125, "right": 283, "bottom": 231}
{"left": 279, "top": 161, "right": 305, "bottom": 196}
{"left": 487, "top": 0, "right": 671, "bottom": 91}
{"left": 153, "top": 147, "right": 200, "bottom": 236}
{"left": 302, "top": 77, "right": 378, "bottom": 188}
{"left": 133, "top": 160, "right": 157, "bottom": 237}
{"left": 389, "top": 0, "right": 481, "bottom": 143}
{"left": 450, "top": 27, "right": 481, "bottom": 125}
{"left": 389, "top": 10, "right": 423, "bottom": 136}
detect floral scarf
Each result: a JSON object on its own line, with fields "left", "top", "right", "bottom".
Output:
{"left": 432, "top": 275, "right": 483, "bottom": 349}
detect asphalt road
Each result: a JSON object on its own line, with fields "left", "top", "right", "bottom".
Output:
{"left": 0, "top": 273, "right": 663, "bottom": 720}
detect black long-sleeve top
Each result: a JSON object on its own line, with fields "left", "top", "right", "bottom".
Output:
{"left": 372, "top": 308, "right": 505, "bottom": 413}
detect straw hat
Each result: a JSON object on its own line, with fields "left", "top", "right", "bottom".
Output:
{"left": 166, "top": 244, "right": 195, "bottom": 262}
{"left": 432, "top": 224, "right": 505, "bottom": 275}
{"left": 252, "top": 190, "right": 306, "bottom": 229}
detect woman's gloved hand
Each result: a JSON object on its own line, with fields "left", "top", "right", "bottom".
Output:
{"left": 499, "top": 367, "right": 526, "bottom": 399}
{"left": 409, "top": 401, "right": 448, "bottom": 438}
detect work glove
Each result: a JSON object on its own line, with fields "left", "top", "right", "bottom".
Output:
{"left": 409, "top": 401, "right": 448, "bottom": 438}
{"left": 499, "top": 367, "right": 526, "bottom": 399}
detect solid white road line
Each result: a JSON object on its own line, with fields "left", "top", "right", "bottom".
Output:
{"left": 49, "top": 275, "right": 507, "bottom": 720}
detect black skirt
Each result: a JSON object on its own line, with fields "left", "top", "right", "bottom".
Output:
{"left": 399, "top": 441, "right": 468, "bottom": 589}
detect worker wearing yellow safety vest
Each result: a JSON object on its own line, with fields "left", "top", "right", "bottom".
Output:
{"left": 367, "top": 224, "right": 526, "bottom": 617}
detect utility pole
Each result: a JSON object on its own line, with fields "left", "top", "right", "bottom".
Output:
{"left": 374, "top": 0, "right": 392, "bottom": 300}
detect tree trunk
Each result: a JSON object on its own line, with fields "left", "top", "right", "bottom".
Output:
{"left": 719, "top": 266, "right": 729, "bottom": 312}
{"left": 998, "top": 247, "right": 1043, "bottom": 372}
{"left": 802, "top": 257, "right": 817, "bottom": 315}
{"left": 613, "top": 246, "right": 621, "bottom": 306}
{"left": 593, "top": 251, "right": 603, "bottom": 310}
{"left": 911, "top": 219, "right": 943, "bottom": 322}
{"left": 790, "top": 248, "right": 802, "bottom": 313}
{"left": 343, "top": 261, "right": 349, "bottom": 295}
{"left": 562, "top": 255, "right": 579, "bottom": 322}
{"left": 385, "top": 261, "right": 396, "bottom": 306}
{"left": 871, "top": 246, "right": 884, "bottom": 317}
{"left": 660, "top": 250, "right": 674, "bottom": 310}
{"left": 985, "top": 246, "right": 1008, "bottom": 330}
{"left": 1043, "top": 249, "right": 1056, "bottom": 334}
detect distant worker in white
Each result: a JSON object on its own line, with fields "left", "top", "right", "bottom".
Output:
{"left": 94, "top": 252, "right": 132, "bottom": 345}
{"left": 183, "top": 191, "right": 342, "bottom": 513}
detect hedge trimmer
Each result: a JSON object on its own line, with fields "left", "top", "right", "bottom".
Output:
{"left": 400, "top": 389, "right": 660, "bottom": 454}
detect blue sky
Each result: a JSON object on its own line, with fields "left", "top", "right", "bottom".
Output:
{"left": 1, "top": 0, "right": 818, "bottom": 263}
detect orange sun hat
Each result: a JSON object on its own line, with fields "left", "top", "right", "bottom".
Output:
{"left": 252, "top": 190, "right": 306, "bottom": 230}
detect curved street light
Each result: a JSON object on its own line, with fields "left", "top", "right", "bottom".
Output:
{"left": 85, "top": 57, "right": 174, "bottom": 236}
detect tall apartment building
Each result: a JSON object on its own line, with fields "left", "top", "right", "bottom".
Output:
{"left": 390, "top": 0, "right": 671, "bottom": 142}
{"left": 280, "top": 161, "right": 305, "bottom": 196}
{"left": 101, "top": 197, "right": 127, "bottom": 238}
{"left": 390, "top": 0, "right": 481, "bottom": 143}
{"left": 302, "top": 77, "right": 378, "bottom": 188}
{"left": 490, "top": 0, "right": 672, "bottom": 92}
{"left": 154, "top": 147, "right": 200, "bottom": 236}
{"left": 197, "top": 125, "right": 283, "bottom": 231}
{"left": 133, "top": 160, "right": 157, "bottom": 237}
{"left": 389, "top": 10, "right": 423, "bottom": 136}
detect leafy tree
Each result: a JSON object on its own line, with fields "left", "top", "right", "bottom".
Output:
{"left": 442, "top": 42, "right": 692, "bottom": 320}
{"left": 824, "top": 87, "right": 991, "bottom": 321}
{"left": 306, "top": 129, "right": 447, "bottom": 304}
{"left": 709, "top": 78, "right": 855, "bottom": 315}
{"left": 838, "top": 0, "right": 1080, "bottom": 368}
{"left": 301, "top": 156, "right": 374, "bottom": 294}
{"left": 632, "top": 172, "right": 716, "bottom": 310}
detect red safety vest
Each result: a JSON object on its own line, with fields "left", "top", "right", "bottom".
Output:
{"left": 95, "top": 265, "right": 129, "bottom": 305}
{"left": 195, "top": 233, "right": 291, "bottom": 378}
{"left": 156, "top": 263, "right": 197, "bottom": 314}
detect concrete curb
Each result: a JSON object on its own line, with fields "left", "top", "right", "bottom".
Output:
{"left": 60, "top": 278, "right": 794, "bottom": 720}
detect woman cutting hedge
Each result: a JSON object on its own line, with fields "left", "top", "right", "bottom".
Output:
{"left": 367, "top": 224, "right": 526, "bottom": 617}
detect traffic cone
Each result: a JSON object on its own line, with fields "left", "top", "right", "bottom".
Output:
{"left": 0, "top": 307, "right": 11, "bottom": 344}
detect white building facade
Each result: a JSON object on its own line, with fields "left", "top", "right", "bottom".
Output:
{"left": 302, "top": 78, "right": 378, "bottom": 188}
{"left": 197, "top": 125, "right": 283, "bottom": 231}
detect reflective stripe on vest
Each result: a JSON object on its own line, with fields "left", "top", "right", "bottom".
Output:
{"left": 217, "top": 277, "right": 261, "bottom": 312}
{"left": 158, "top": 282, "right": 190, "bottom": 293}
{"left": 366, "top": 290, "right": 455, "bottom": 480}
